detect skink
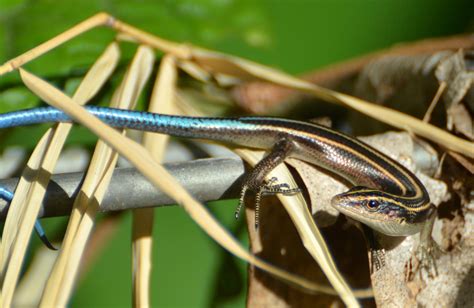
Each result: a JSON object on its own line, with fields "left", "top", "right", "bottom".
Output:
{"left": 0, "top": 106, "right": 434, "bottom": 238}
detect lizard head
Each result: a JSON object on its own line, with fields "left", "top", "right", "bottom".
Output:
{"left": 331, "top": 186, "right": 433, "bottom": 237}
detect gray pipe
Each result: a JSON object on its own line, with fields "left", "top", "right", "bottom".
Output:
{"left": 0, "top": 158, "right": 245, "bottom": 220}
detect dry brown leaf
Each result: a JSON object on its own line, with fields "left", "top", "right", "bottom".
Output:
{"left": 448, "top": 103, "right": 473, "bottom": 140}
{"left": 448, "top": 151, "right": 474, "bottom": 174}
{"left": 435, "top": 50, "right": 474, "bottom": 138}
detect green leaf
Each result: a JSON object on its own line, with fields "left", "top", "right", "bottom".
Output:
{"left": 0, "top": 86, "right": 39, "bottom": 112}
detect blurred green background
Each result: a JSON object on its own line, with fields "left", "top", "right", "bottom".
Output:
{"left": 0, "top": 0, "right": 472, "bottom": 307}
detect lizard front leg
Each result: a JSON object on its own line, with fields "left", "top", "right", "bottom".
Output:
{"left": 235, "top": 139, "right": 301, "bottom": 228}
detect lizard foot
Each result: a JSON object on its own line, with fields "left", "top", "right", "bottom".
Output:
{"left": 235, "top": 177, "right": 301, "bottom": 229}
{"left": 405, "top": 237, "right": 442, "bottom": 282}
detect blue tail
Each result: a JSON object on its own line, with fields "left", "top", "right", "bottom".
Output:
{"left": 0, "top": 187, "right": 57, "bottom": 250}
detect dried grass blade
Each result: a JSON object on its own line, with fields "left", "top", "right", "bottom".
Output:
{"left": 191, "top": 48, "right": 473, "bottom": 158}
{"left": 0, "top": 13, "right": 189, "bottom": 76}
{"left": 40, "top": 46, "right": 154, "bottom": 306}
{"left": 111, "top": 19, "right": 189, "bottom": 59}
{"left": 0, "top": 42, "right": 119, "bottom": 307}
{"left": 0, "top": 13, "right": 112, "bottom": 75}
{"left": 331, "top": 92, "right": 474, "bottom": 157}
{"left": 12, "top": 247, "right": 58, "bottom": 307}
{"left": 177, "top": 60, "right": 211, "bottom": 83}
{"left": 132, "top": 54, "right": 178, "bottom": 307}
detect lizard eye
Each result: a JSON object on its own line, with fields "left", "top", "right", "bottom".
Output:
{"left": 367, "top": 200, "right": 379, "bottom": 210}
